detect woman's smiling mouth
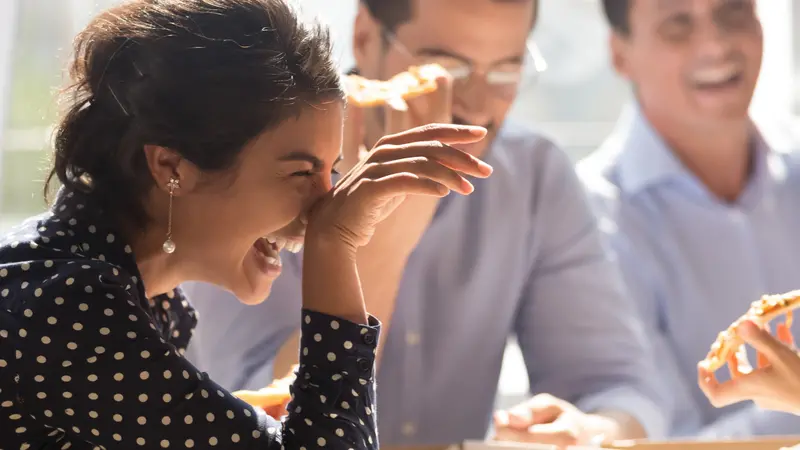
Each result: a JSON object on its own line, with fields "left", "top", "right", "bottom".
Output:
{"left": 251, "top": 234, "right": 305, "bottom": 276}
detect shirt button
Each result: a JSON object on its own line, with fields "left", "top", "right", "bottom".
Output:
{"left": 363, "top": 333, "right": 375, "bottom": 345}
{"left": 357, "top": 358, "right": 372, "bottom": 373}
{"left": 402, "top": 422, "right": 416, "bottom": 437}
{"left": 405, "top": 332, "right": 420, "bottom": 346}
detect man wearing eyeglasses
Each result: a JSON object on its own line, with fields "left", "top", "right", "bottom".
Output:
{"left": 578, "top": 0, "right": 800, "bottom": 438}
{"left": 183, "top": 0, "right": 668, "bottom": 447}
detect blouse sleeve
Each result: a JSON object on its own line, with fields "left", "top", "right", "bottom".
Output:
{"left": 16, "top": 267, "right": 380, "bottom": 450}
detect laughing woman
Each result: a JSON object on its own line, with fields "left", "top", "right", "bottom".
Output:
{"left": 0, "top": 0, "right": 491, "bottom": 448}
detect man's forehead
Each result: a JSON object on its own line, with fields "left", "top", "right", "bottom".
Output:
{"left": 397, "top": 0, "right": 533, "bottom": 65}
{"left": 637, "top": 0, "right": 752, "bottom": 15}
{"left": 409, "top": 0, "right": 536, "bottom": 21}
{"left": 655, "top": 0, "right": 690, "bottom": 11}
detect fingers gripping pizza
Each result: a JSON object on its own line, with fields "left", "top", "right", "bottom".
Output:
{"left": 345, "top": 63, "right": 448, "bottom": 108}
{"left": 700, "top": 290, "right": 800, "bottom": 372}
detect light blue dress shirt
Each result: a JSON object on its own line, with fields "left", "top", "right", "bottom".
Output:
{"left": 577, "top": 106, "right": 800, "bottom": 438}
{"left": 183, "top": 121, "right": 668, "bottom": 445}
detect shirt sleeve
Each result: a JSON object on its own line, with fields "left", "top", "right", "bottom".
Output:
{"left": 514, "top": 147, "right": 669, "bottom": 439}
{"left": 16, "top": 268, "right": 380, "bottom": 450}
{"left": 585, "top": 187, "right": 703, "bottom": 438}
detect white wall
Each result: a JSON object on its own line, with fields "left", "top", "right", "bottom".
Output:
{"left": 296, "top": 0, "right": 357, "bottom": 71}
{"left": 751, "top": 0, "right": 794, "bottom": 121}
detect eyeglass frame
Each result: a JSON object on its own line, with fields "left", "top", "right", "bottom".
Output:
{"left": 378, "top": 27, "right": 548, "bottom": 98}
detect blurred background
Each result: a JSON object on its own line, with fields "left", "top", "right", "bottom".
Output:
{"left": 0, "top": 0, "right": 796, "bottom": 406}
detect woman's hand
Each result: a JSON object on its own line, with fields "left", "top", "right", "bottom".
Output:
{"left": 300, "top": 124, "right": 491, "bottom": 324}
{"left": 698, "top": 320, "right": 800, "bottom": 415}
{"left": 306, "top": 123, "right": 492, "bottom": 250}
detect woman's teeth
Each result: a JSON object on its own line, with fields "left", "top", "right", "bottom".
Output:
{"left": 258, "top": 237, "right": 282, "bottom": 267}
{"left": 264, "top": 235, "right": 304, "bottom": 254}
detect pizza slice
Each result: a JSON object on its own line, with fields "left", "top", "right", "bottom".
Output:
{"left": 233, "top": 365, "right": 297, "bottom": 413}
{"left": 232, "top": 386, "right": 291, "bottom": 410}
{"left": 699, "top": 290, "right": 800, "bottom": 372}
{"left": 345, "top": 63, "right": 447, "bottom": 108}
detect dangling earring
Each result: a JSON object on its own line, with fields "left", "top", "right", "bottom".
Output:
{"left": 162, "top": 177, "right": 179, "bottom": 254}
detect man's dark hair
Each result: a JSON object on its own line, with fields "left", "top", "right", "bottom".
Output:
{"left": 46, "top": 0, "right": 343, "bottom": 229}
{"left": 361, "top": 0, "right": 539, "bottom": 32}
{"left": 601, "top": 0, "right": 631, "bottom": 35}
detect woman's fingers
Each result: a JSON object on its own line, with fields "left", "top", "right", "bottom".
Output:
{"left": 728, "top": 351, "right": 742, "bottom": 379}
{"left": 699, "top": 364, "right": 750, "bottom": 408}
{"left": 359, "top": 172, "right": 451, "bottom": 200}
{"left": 777, "top": 322, "right": 796, "bottom": 348}
{"left": 758, "top": 323, "right": 773, "bottom": 369}
{"left": 360, "top": 157, "right": 474, "bottom": 194}
{"left": 758, "top": 350, "right": 770, "bottom": 369}
{"left": 738, "top": 320, "right": 792, "bottom": 365}
{"left": 376, "top": 123, "right": 487, "bottom": 148}
{"left": 698, "top": 366, "right": 721, "bottom": 404}
{"left": 369, "top": 141, "right": 493, "bottom": 178}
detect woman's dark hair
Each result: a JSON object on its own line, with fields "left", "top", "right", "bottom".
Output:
{"left": 46, "top": 0, "right": 344, "bottom": 229}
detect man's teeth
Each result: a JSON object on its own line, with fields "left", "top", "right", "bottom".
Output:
{"left": 693, "top": 66, "right": 739, "bottom": 84}
{"left": 263, "top": 235, "right": 304, "bottom": 254}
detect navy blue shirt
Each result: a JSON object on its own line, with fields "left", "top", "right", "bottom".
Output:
{"left": 0, "top": 189, "right": 380, "bottom": 449}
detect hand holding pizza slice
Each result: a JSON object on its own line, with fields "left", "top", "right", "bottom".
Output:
{"left": 698, "top": 291, "right": 800, "bottom": 415}
{"left": 699, "top": 291, "right": 800, "bottom": 372}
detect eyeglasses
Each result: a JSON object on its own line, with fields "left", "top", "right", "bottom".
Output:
{"left": 381, "top": 29, "right": 547, "bottom": 100}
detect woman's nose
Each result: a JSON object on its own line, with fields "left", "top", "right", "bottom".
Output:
{"left": 308, "top": 172, "right": 334, "bottom": 203}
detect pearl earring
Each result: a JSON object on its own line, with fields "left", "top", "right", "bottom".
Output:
{"left": 162, "top": 177, "right": 179, "bottom": 254}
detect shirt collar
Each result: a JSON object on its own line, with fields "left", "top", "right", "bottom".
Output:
{"left": 612, "top": 104, "right": 695, "bottom": 195}
{"left": 50, "top": 187, "right": 196, "bottom": 344}
{"left": 51, "top": 187, "right": 144, "bottom": 284}
{"left": 611, "top": 103, "right": 775, "bottom": 202}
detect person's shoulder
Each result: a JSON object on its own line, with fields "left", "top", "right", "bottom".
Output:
{"left": 493, "top": 120, "right": 566, "bottom": 161}
{"left": 491, "top": 120, "right": 581, "bottom": 185}
{"left": 573, "top": 129, "right": 630, "bottom": 220}
{"left": 0, "top": 213, "right": 137, "bottom": 309}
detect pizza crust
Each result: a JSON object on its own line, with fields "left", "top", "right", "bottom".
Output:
{"left": 700, "top": 290, "right": 800, "bottom": 372}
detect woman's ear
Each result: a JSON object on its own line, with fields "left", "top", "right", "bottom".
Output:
{"left": 142, "top": 145, "right": 198, "bottom": 195}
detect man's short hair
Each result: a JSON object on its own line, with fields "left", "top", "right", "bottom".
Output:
{"left": 361, "top": 0, "right": 539, "bottom": 32}
{"left": 601, "top": 0, "right": 631, "bottom": 35}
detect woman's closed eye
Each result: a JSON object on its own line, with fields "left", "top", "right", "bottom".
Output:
{"left": 291, "top": 167, "right": 341, "bottom": 177}
{"left": 278, "top": 151, "right": 344, "bottom": 178}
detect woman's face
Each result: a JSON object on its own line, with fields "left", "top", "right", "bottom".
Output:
{"left": 172, "top": 103, "right": 344, "bottom": 304}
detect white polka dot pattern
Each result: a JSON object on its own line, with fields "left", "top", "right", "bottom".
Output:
{"left": 0, "top": 190, "right": 381, "bottom": 449}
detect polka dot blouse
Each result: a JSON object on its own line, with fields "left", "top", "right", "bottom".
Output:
{"left": 0, "top": 189, "right": 381, "bottom": 449}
